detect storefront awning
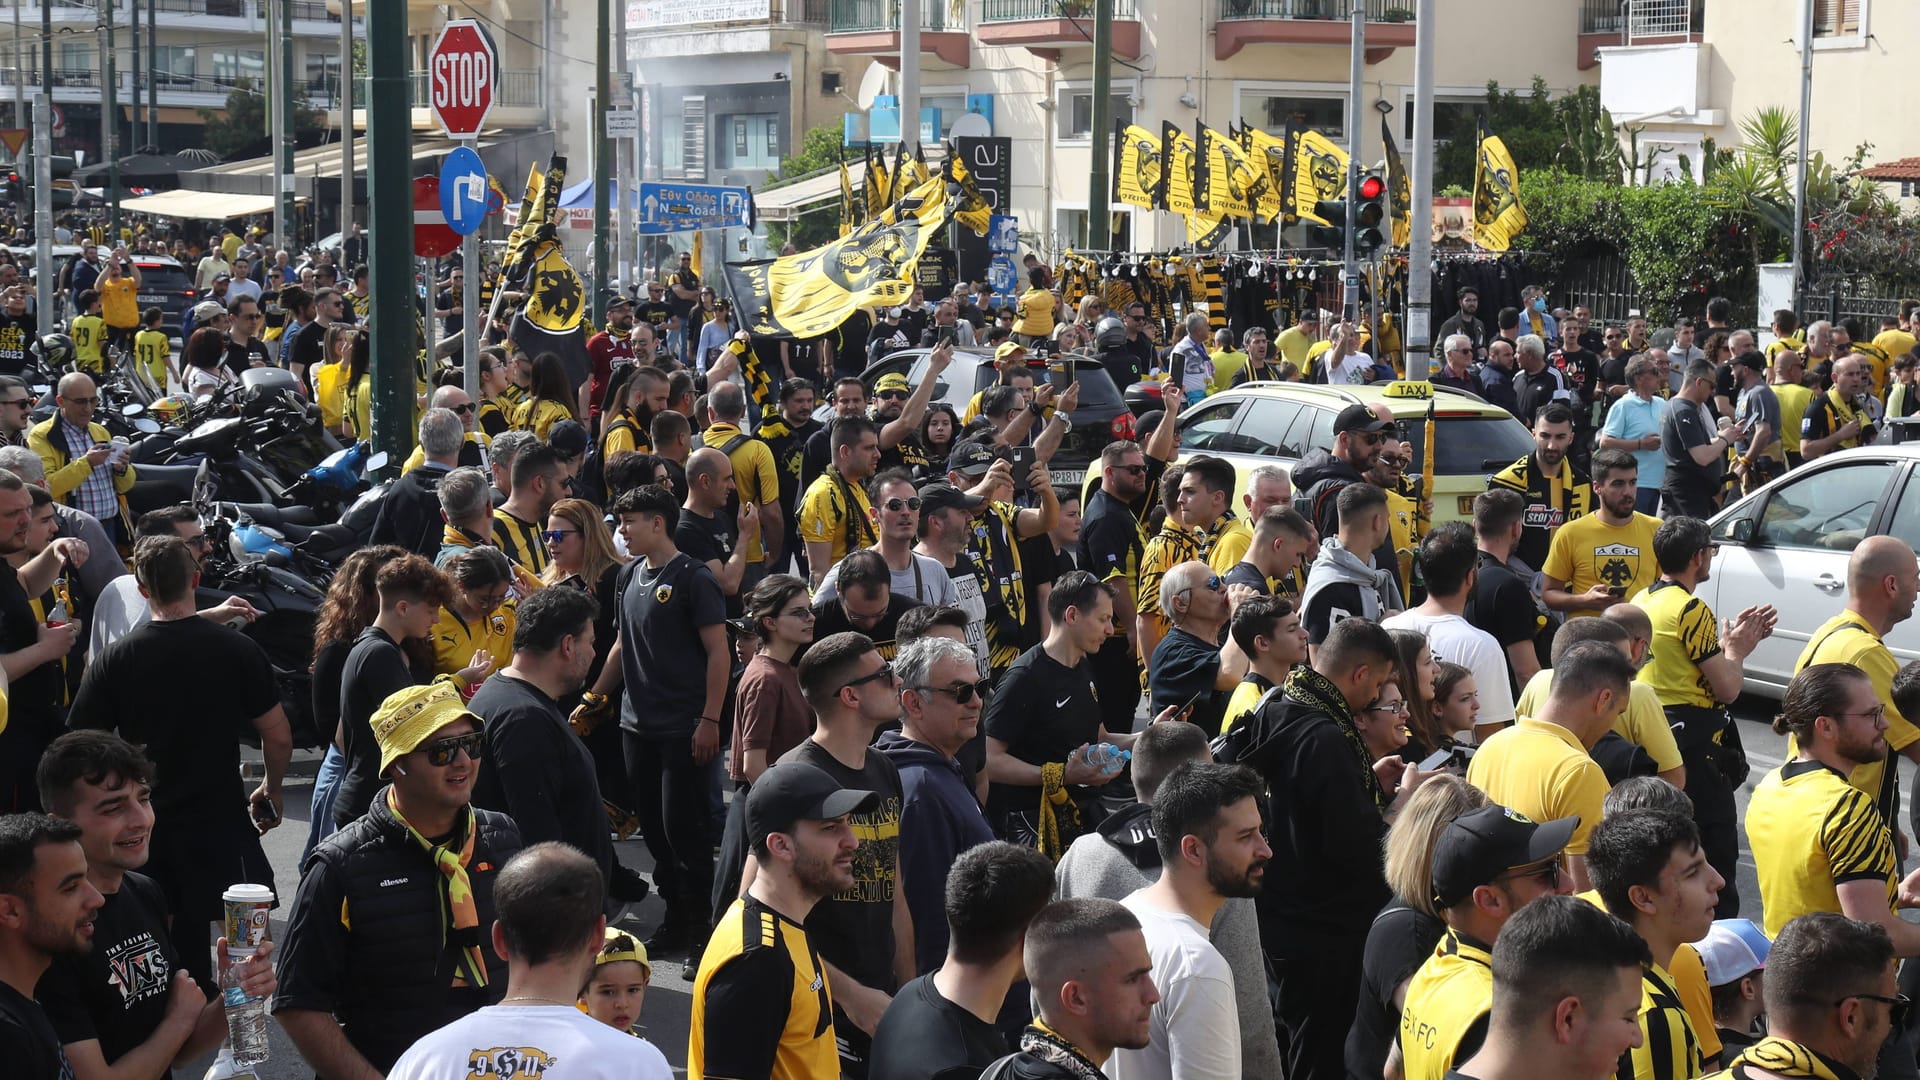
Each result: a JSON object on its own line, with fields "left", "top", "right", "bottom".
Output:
{"left": 753, "top": 162, "right": 865, "bottom": 223}
{"left": 119, "top": 189, "right": 297, "bottom": 220}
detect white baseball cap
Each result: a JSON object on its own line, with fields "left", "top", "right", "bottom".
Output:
{"left": 1698, "top": 918, "right": 1771, "bottom": 987}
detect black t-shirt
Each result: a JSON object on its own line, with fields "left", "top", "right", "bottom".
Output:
{"left": 1661, "top": 396, "right": 1723, "bottom": 499}
{"left": 1148, "top": 627, "right": 1227, "bottom": 737}
{"left": 1556, "top": 347, "right": 1601, "bottom": 410}
{"left": 289, "top": 319, "right": 327, "bottom": 373}
{"left": 1464, "top": 551, "right": 1546, "bottom": 691}
{"left": 331, "top": 627, "right": 420, "bottom": 827}
{"left": 69, "top": 618, "right": 277, "bottom": 836}
{"left": 0, "top": 980, "right": 71, "bottom": 1079}
{"left": 435, "top": 289, "right": 463, "bottom": 338}
{"left": 1223, "top": 560, "right": 1272, "bottom": 595}
{"left": 1016, "top": 533, "right": 1060, "bottom": 649}
{"left": 810, "top": 593, "right": 921, "bottom": 662}
{"left": 1304, "top": 580, "right": 1367, "bottom": 645}
{"left": 1346, "top": 901, "right": 1447, "bottom": 1080}
{"left": 867, "top": 322, "right": 912, "bottom": 365}
{"left": 675, "top": 507, "right": 743, "bottom": 617}
{"left": 225, "top": 336, "right": 273, "bottom": 377}
{"left": 1714, "top": 362, "right": 1739, "bottom": 406}
{"left": 898, "top": 306, "right": 930, "bottom": 345}
{"left": 836, "top": 311, "right": 873, "bottom": 374}
{"left": 868, "top": 973, "right": 1007, "bottom": 1080}
{"left": 0, "top": 311, "right": 34, "bottom": 373}
{"left": 617, "top": 553, "right": 727, "bottom": 736}
{"left": 1512, "top": 365, "right": 1570, "bottom": 427}
{"left": 37, "top": 872, "right": 184, "bottom": 1066}
{"left": 635, "top": 301, "right": 673, "bottom": 329}
{"left": 1597, "top": 352, "right": 1630, "bottom": 398}
{"left": 669, "top": 269, "right": 700, "bottom": 320}
{"left": 0, "top": 561, "right": 61, "bottom": 749}
{"left": 982, "top": 644, "right": 1102, "bottom": 817}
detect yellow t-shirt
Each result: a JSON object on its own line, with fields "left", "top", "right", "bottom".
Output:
{"left": 431, "top": 601, "right": 517, "bottom": 678}
{"left": 798, "top": 468, "right": 874, "bottom": 569}
{"left": 1014, "top": 287, "right": 1055, "bottom": 338}
{"left": 1207, "top": 518, "right": 1253, "bottom": 575}
{"left": 1541, "top": 511, "right": 1663, "bottom": 620}
{"left": 1667, "top": 943, "right": 1722, "bottom": 1062}
{"left": 1631, "top": 579, "right": 1723, "bottom": 711}
{"left": 1465, "top": 717, "right": 1611, "bottom": 855}
{"left": 1399, "top": 929, "right": 1494, "bottom": 1080}
{"left": 704, "top": 423, "right": 779, "bottom": 563}
{"left": 312, "top": 362, "right": 349, "bottom": 432}
{"left": 1220, "top": 673, "right": 1278, "bottom": 735}
{"left": 99, "top": 276, "right": 138, "bottom": 328}
{"left": 690, "top": 895, "right": 840, "bottom": 1080}
{"left": 511, "top": 397, "right": 573, "bottom": 440}
{"left": 70, "top": 314, "right": 107, "bottom": 372}
{"left": 1746, "top": 759, "right": 1897, "bottom": 940}
{"left": 1515, "top": 669, "right": 1683, "bottom": 774}
{"left": 1274, "top": 325, "right": 1316, "bottom": 373}
{"left": 1773, "top": 382, "right": 1813, "bottom": 455}
{"left": 1875, "top": 328, "right": 1917, "bottom": 365}
{"left": 1208, "top": 349, "right": 1249, "bottom": 394}
{"left": 133, "top": 328, "right": 170, "bottom": 389}
{"left": 1792, "top": 609, "right": 1920, "bottom": 820}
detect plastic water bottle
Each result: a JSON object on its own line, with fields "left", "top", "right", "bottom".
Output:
{"left": 221, "top": 958, "right": 271, "bottom": 1068}
{"left": 1084, "top": 742, "right": 1131, "bottom": 776}
{"left": 202, "top": 1047, "right": 260, "bottom": 1080}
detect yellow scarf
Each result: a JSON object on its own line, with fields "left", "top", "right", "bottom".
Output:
{"left": 1037, "top": 761, "right": 1080, "bottom": 863}
{"left": 386, "top": 789, "right": 490, "bottom": 988}
{"left": 1724, "top": 1036, "right": 1858, "bottom": 1080}
{"left": 1827, "top": 386, "right": 1863, "bottom": 448}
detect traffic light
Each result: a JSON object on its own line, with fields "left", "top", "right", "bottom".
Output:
{"left": 1304, "top": 171, "right": 1388, "bottom": 255}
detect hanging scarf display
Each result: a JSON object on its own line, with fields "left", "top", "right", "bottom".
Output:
{"left": 387, "top": 789, "right": 491, "bottom": 988}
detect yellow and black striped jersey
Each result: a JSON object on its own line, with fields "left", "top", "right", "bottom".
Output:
{"left": 491, "top": 507, "right": 549, "bottom": 577}
{"left": 690, "top": 895, "right": 838, "bottom": 1080}
{"left": 1746, "top": 759, "right": 1897, "bottom": 939}
{"left": 1617, "top": 962, "right": 1702, "bottom": 1080}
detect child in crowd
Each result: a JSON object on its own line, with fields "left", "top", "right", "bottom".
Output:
{"left": 581, "top": 928, "right": 655, "bottom": 1039}
{"left": 1700, "top": 918, "right": 1771, "bottom": 1057}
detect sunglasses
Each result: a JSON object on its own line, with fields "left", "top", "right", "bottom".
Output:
{"left": 1841, "top": 993, "right": 1912, "bottom": 1028}
{"left": 876, "top": 390, "right": 909, "bottom": 401}
{"left": 917, "top": 680, "right": 985, "bottom": 705}
{"left": 839, "top": 661, "right": 896, "bottom": 694}
{"left": 422, "top": 730, "right": 487, "bottom": 767}
{"left": 450, "top": 402, "right": 476, "bottom": 415}
{"left": 1495, "top": 858, "right": 1562, "bottom": 890}
{"left": 1116, "top": 463, "right": 1148, "bottom": 476}
{"left": 543, "top": 528, "right": 577, "bottom": 543}
{"left": 881, "top": 496, "right": 922, "bottom": 513}
{"left": 0, "top": 397, "right": 27, "bottom": 408}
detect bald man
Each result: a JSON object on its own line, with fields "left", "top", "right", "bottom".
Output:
{"left": 1793, "top": 536, "right": 1920, "bottom": 841}
{"left": 401, "top": 385, "right": 490, "bottom": 472}
{"left": 678, "top": 445, "right": 758, "bottom": 602}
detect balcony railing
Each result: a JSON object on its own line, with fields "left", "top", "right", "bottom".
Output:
{"left": 3, "top": 0, "right": 350, "bottom": 22}
{"left": 1580, "top": 0, "right": 1703, "bottom": 37}
{"left": 828, "top": 0, "right": 961, "bottom": 34}
{"left": 1217, "top": 0, "right": 1414, "bottom": 21}
{"left": 307, "top": 70, "right": 546, "bottom": 111}
{"left": 980, "top": 0, "right": 1135, "bottom": 20}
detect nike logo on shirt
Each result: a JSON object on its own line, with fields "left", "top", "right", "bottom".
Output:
{"left": 1056, "top": 696, "right": 1073, "bottom": 709}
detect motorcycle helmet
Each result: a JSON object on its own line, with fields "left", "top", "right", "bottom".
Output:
{"left": 149, "top": 394, "right": 191, "bottom": 424}
{"left": 1095, "top": 315, "right": 1127, "bottom": 353}
{"left": 34, "top": 332, "right": 74, "bottom": 370}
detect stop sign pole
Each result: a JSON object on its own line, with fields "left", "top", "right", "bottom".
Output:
{"left": 430, "top": 19, "right": 497, "bottom": 404}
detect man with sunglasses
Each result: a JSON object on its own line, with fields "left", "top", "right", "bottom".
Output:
{"left": 81, "top": 501, "right": 249, "bottom": 656}
{"left": 816, "top": 470, "right": 962, "bottom": 609}
{"left": 1587, "top": 808, "right": 1726, "bottom": 1080}
{"left": 286, "top": 287, "right": 342, "bottom": 385}
{"left": 1294, "top": 404, "right": 1392, "bottom": 549}
{"left": 1147, "top": 561, "right": 1254, "bottom": 739}
{"left": 275, "top": 682, "right": 522, "bottom": 1077}
{"left": 224, "top": 295, "right": 273, "bottom": 374}
{"left": 0, "top": 375, "right": 34, "bottom": 449}
{"left": 1433, "top": 287, "right": 1486, "bottom": 362}
{"left": 1707, "top": 914, "right": 1901, "bottom": 1080}
{"left": 30, "top": 371, "right": 136, "bottom": 544}
{"left": 879, "top": 635, "right": 997, "bottom": 974}
{"left": 69, "top": 535, "right": 291, "bottom": 989}
{"left": 1396, "top": 804, "right": 1578, "bottom": 1080}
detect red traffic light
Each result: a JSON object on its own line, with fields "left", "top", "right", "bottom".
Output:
{"left": 1359, "top": 175, "right": 1385, "bottom": 200}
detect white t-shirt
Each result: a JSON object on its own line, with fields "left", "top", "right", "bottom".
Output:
{"left": 1381, "top": 608, "right": 1518, "bottom": 726}
{"left": 1335, "top": 351, "right": 1376, "bottom": 384}
{"left": 814, "top": 548, "right": 962, "bottom": 609}
{"left": 387, "top": 1004, "right": 673, "bottom": 1080}
{"left": 89, "top": 574, "right": 149, "bottom": 658}
{"left": 1108, "top": 894, "right": 1241, "bottom": 1080}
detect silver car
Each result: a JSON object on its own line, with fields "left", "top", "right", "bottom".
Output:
{"left": 1702, "top": 444, "right": 1920, "bottom": 698}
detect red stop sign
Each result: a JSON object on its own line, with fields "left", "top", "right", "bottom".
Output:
{"left": 428, "top": 20, "right": 497, "bottom": 138}
{"left": 414, "top": 176, "right": 460, "bottom": 258}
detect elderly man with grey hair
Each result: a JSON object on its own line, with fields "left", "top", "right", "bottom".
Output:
{"left": 1434, "top": 332, "right": 1479, "bottom": 394}
{"left": 1170, "top": 310, "right": 1216, "bottom": 404}
{"left": 0, "top": 445, "right": 124, "bottom": 601}
{"left": 1599, "top": 352, "right": 1671, "bottom": 514}
{"left": 368, "top": 407, "right": 466, "bottom": 557}
{"left": 434, "top": 465, "right": 496, "bottom": 567}
{"left": 487, "top": 428, "right": 536, "bottom": 507}
{"left": 398, "top": 384, "right": 490, "bottom": 473}
{"left": 876, "top": 634, "right": 996, "bottom": 973}
{"left": 1148, "top": 560, "right": 1253, "bottom": 740}
{"left": 1510, "top": 332, "right": 1572, "bottom": 427}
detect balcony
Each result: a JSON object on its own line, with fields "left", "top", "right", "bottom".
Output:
{"left": 628, "top": 0, "right": 829, "bottom": 61}
{"left": 1216, "top": 0, "right": 1415, "bottom": 61}
{"left": 825, "top": 0, "right": 971, "bottom": 69}
{"left": 976, "top": 0, "right": 1139, "bottom": 62}
{"left": 2, "top": 0, "right": 351, "bottom": 30}
{"left": 1577, "top": 0, "right": 1702, "bottom": 69}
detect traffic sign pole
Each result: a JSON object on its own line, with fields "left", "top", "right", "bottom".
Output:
{"left": 427, "top": 20, "right": 498, "bottom": 421}
{"left": 462, "top": 153, "right": 480, "bottom": 406}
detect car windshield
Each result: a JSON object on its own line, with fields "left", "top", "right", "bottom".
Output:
{"left": 137, "top": 265, "right": 192, "bottom": 294}
{"left": 1398, "top": 414, "right": 1539, "bottom": 476}
{"left": 903, "top": 355, "right": 1123, "bottom": 413}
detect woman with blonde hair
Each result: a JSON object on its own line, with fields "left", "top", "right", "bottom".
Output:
{"left": 1347, "top": 774, "right": 1492, "bottom": 1080}
{"left": 313, "top": 323, "right": 357, "bottom": 436}
{"left": 543, "top": 497, "right": 630, "bottom": 805}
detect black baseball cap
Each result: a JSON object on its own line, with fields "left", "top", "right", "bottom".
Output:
{"left": 605, "top": 289, "right": 634, "bottom": 311}
{"left": 947, "top": 440, "right": 997, "bottom": 477}
{"left": 1430, "top": 805, "right": 1579, "bottom": 908}
{"left": 1334, "top": 403, "right": 1393, "bottom": 435}
{"left": 918, "top": 481, "right": 984, "bottom": 517}
{"left": 1732, "top": 350, "right": 1766, "bottom": 372}
{"left": 547, "top": 419, "right": 590, "bottom": 460}
{"left": 747, "top": 762, "right": 878, "bottom": 847}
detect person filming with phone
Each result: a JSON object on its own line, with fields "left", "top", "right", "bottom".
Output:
{"left": 1660, "top": 358, "right": 1740, "bottom": 519}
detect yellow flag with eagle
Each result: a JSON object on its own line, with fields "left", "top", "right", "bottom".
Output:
{"left": 1380, "top": 114, "right": 1412, "bottom": 249}
{"left": 1111, "top": 122, "right": 1162, "bottom": 211}
{"left": 1199, "top": 123, "right": 1259, "bottom": 221}
{"left": 864, "top": 144, "right": 891, "bottom": 219}
{"left": 944, "top": 149, "right": 995, "bottom": 239}
{"left": 838, "top": 159, "right": 856, "bottom": 237}
{"left": 1159, "top": 121, "right": 1199, "bottom": 217}
{"left": 1473, "top": 122, "right": 1528, "bottom": 251}
{"left": 1289, "top": 130, "right": 1348, "bottom": 227}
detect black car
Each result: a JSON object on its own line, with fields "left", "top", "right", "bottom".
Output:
{"left": 856, "top": 346, "right": 1133, "bottom": 490}
{"left": 132, "top": 256, "right": 196, "bottom": 340}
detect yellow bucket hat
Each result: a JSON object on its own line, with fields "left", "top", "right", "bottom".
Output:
{"left": 597, "top": 927, "right": 652, "bottom": 977}
{"left": 372, "top": 682, "right": 478, "bottom": 777}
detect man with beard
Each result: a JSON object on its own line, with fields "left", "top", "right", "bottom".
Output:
{"left": 1434, "top": 286, "right": 1487, "bottom": 361}
{"left": 1478, "top": 338, "right": 1519, "bottom": 414}
{"left": 602, "top": 366, "right": 669, "bottom": 465}
{"left": 1106, "top": 763, "right": 1270, "bottom": 1080}
{"left": 1542, "top": 449, "right": 1662, "bottom": 621}
{"left": 585, "top": 292, "right": 635, "bottom": 427}
{"left": 0, "top": 469, "right": 86, "bottom": 812}
{"left": 1489, "top": 403, "right": 1592, "bottom": 574}
{"left": 1710, "top": 914, "right": 1899, "bottom": 1080}
{"left": 757, "top": 378, "right": 821, "bottom": 575}
{"left": 869, "top": 342, "right": 951, "bottom": 476}
{"left": 690, "top": 761, "right": 879, "bottom": 1080}
{"left": 1294, "top": 404, "right": 1392, "bottom": 545}
{"left": 0, "top": 814, "right": 102, "bottom": 1075}
{"left": 1002, "top": 899, "right": 1160, "bottom": 1080}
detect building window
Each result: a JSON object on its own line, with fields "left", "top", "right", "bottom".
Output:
{"left": 154, "top": 46, "right": 196, "bottom": 89}
{"left": 660, "top": 98, "right": 685, "bottom": 176}
{"left": 303, "top": 54, "right": 339, "bottom": 96}
{"left": 1055, "top": 88, "right": 1133, "bottom": 142}
{"left": 1241, "top": 91, "right": 1344, "bottom": 139}
{"left": 1902, "top": 180, "right": 1915, "bottom": 198}
{"left": 719, "top": 114, "right": 780, "bottom": 169}
{"left": 56, "top": 42, "right": 91, "bottom": 80}
{"left": 212, "top": 49, "right": 265, "bottom": 87}
{"left": 1813, "top": 0, "right": 1861, "bottom": 36}
{"left": 1402, "top": 98, "right": 1483, "bottom": 147}
{"left": 923, "top": 93, "right": 966, "bottom": 140}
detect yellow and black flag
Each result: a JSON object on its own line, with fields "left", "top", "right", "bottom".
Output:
{"left": 944, "top": 148, "right": 994, "bottom": 238}
{"left": 502, "top": 156, "right": 566, "bottom": 287}
{"left": 838, "top": 159, "right": 856, "bottom": 237}
{"left": 520, "top": 243, "right": 587, "bottom": 334}
{"left": 1290, "top": 130, "right": 1348, "bottom": 226}
{"left": 864, "top": 145, "right": 891, "bottom": 219}
{"left": 725, "top": 174, "right": 951, "bottom": 341}
{"left": 1186, "top": 214, "right": 1232, "bottom": 252}
{"left": 1112, "top": 122, "right": 1161, "bottom": 211}
{"left": 1243, "top": 126, "right": 1288, "bottom": 223}
{"left": 1380, "top": 114, "right": 1412, "bottom": 248}
{"left": 1160, "top": 121, "right": 1199, "bottom": 217}
{"left": 1473, "top": 122, "right": 1528, "bottom": 251}
{"left": 1199, "top": 123, "right": 1258, "bottom": 221}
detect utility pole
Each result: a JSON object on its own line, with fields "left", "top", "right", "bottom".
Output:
{"left": 365, "top": 0, "right": 411, "bottom": 472}
{"left": 1792, "top": 0, "right": 1813, "bottom": 311}
{"left": 268, "top": 0, "right": 286, "bottom": 246}
{"left": 591, "top": 0, "right": 610, "bottom": 329}
{"left": 899, "top": 0, "right": 920, "bottom": 155}
{"left": 339, "top": 0, "right": 353, "bottom": 245}
{"left": 11, "top": 0, "right": 21, "bottom": 132}
{"left": 130, "top": 0, "right": 139, "bottom": 148}
{"left": 1342, "top": 0, "right": 1364, "bottom": 324}
{"left": 277, "top": 0, "right": 296, "bottom": 243}
{"left": 145, "top": 0, "right": 155, "bottom": 146}
{"left": 32, "top": 92, "right": 49, "bottom": 337}
{"left": 1405, "top": 0, "right": 1433, "bottom": 381}
{"left": 103, "top": 0, "right": 117, "bottom": 232}
{"left": 1087, "top": 0, "right": 1112, "bottom": 250}
{"left": 614, "top": 0, "right": 631, "bottom": 293}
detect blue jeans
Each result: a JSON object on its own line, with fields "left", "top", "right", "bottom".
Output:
{"left": 1635, "top": 487, "right": 1662, "bottom": 515}
{"left": 301, "top": 745, "right": 344, "bottom": 870}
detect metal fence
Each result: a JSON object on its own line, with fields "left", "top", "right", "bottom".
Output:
{"left": 1579, "top": 0, "right": 1702, "bottom": 37}
{"left": 829, "top": 0, "right": 961, "bottom": 32}
{"left": 1219, "top": 0, "right": 1414, "bottom": 19}
{"left": 981, "top": 0, "right": 1135, "bottom": 19}
{"left": 1555, "top": 251, "right": 1643, "bottom": 325}
{"left": 1806, "top": 274, "right": 1920, "bottom": 329}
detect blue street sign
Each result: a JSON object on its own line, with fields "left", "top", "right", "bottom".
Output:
{"left": 988, "top": 253, "right": 1019, "bottom": 309}
{"left": 987, "top": 214, "right": 1019, "bottom": 255}
{"left": 639, "top": 181, "right": 752, "bottom": 235}
{"left": 438, "top": 146, "right": 489, "bottom": 237}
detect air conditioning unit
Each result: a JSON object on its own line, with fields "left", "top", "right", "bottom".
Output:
{"left": 821, "top": 71, "right": 844, "bottom": 96}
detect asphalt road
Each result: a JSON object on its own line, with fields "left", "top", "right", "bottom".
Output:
{"left": 204, "top": 694, "right": 1912, "bottom": 1079}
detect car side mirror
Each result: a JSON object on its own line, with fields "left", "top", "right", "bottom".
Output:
{"left": 1727, "top": 517, "right": 1753, "bottom": 544}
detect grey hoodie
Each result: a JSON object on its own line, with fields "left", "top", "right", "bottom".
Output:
{"left": 1300, "top": 535, "right": 1404, "bottom": 623}
{"left": 1053, "top": 802, "right": 1283, "bottom": 1079}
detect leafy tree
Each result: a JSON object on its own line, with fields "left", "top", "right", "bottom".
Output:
{"left": 763, "top": 122, "right": 852, "bottom": 251}
{"left": 197, "top": 78, "right": 325, "bottom": 162}
{"left": 1433, "top": 78, "right": 1561, "bottom": 192}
